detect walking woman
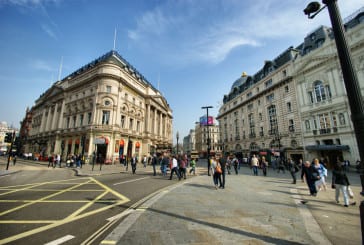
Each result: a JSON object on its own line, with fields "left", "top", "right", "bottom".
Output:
{"left": 261, "top": 156, "right": 268, "bottom": 176}
{"left": 210, "top": 157, "right": 222, "bottom": 189}
{"left": 332, "top": 161, "right": 356, "bottom": 207}
{"left": 313, "top": 158, "right": 328, "bottom": 191}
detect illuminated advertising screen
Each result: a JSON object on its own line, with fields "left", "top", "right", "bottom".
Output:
{"left": 200, "top": 116, "right": 214, "bottom": 126}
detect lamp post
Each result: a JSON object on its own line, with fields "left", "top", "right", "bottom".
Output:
{"left": 202, "top": 106, "right": 213, "bottom": 176}
{"left": 176, "top": 131, "right": 179, "bottom": 155}
{"left": 304, "top": 0, "right": 364, "bottom": 239}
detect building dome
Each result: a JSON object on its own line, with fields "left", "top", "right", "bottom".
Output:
{"left": 230, "top": 72, "right": 248, "bottom": 92}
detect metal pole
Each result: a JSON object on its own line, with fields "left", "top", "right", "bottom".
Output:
{"left": 202, "top": 106, "right": 213, "bottom": 176}
{"left": 321, "top": 0, "right": 364, "bottom": 241}
{"left": 323, "top": 0, "right": 364, "bottom": 189}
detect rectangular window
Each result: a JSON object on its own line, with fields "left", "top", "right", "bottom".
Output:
{"left": 121, "top": 115, "right": 125, "bottom": 128}
{"left": 87, "top": 112, "right": 92, "bottom": 124}
{"left": 136, "top": 121, "right": 140, "bottom": 132}
{"left": 287, "top": 102, "right": 292, "bottom": 112}
{"left": 308, "top": 92, "right": 314, "bottom": 103}
{"left": 266, "top": 93, "right": 274, "bottom": 102}
{"left": 289, "top": 119, "right": 295, "bottom": 132}
{"left": 102, "top": 111, "right": 110, "bottom": 125}
{"left": 73, "top": 116, "right": 76, "bottom": 127}
{"left": 265, "top": 79, "right": 272, "bottom": 88}
{"left": 80, "top": 114, "right": 84, "bottom": 126}
{"left": 67, "top": 117, "right": 70, "bottom": 128}
{"left": 106, "top": 85, "right": 111, "bottom": 93}
{"left": 129, "top": 118, "right": 134, "bottom": 130}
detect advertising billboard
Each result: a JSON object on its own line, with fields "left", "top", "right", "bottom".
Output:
{"left": 200, "top": 116, "right": 214, "bottom": 126}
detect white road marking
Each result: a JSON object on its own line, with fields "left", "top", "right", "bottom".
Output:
{"left": 290, "top": 188, "right": 332, "bottom": 245}
{"left": 113, "top": 177, "right": 150, "bottom": 186}
{"left": 44, "top": 235, "right": 75, "bottom": 245}
{"left": 107, "top": 209, "right": 134, "bottom": 222}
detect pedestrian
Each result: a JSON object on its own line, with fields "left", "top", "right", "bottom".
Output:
{"left": 151, "top": 154, "right": 157, "bottom": 176}
{"left": 12, "top": 155, "right": 17, "bottom": 165}
{"left": 219, "top": 155, "right": 227, "bottom": 188}
{"left": 232, "top": 155, "right": 239, "bottom": 175}
{"left": 288, "top": 158, "right": 299, "bottom": 184}
{"left": 125, "top": 155, "right": 129, "bottom": 171}
{"left": 143, "top": 155, "right": 147, "bottom": 168}
{"left": 332, "top": 161, "right": 356, "bottom": 207}
{"left": 179, "top": 156, "right": 187, "bottom": 179}
{"left": 169, "top": 155, "right": 181, "bottom": 180}
{"left": 250, "top": 154, "right": 259, "bottom": 176}
{"left": 302, "top": 160, "right": 320, "bottom": 196}
{"left": 56, "top": 154, "right": 61, "bottom": 168}
{"left": 313, "top": 158, "right": 328, "bottom": 191}
{"left": 277, "top": 157, "right": 285, "bottom": 173}
{"left": 131, "top": 155, "right": 138, "bottom": 174}
{"left": 226, "top": 156, "right": 232, "bottom": 175}
{"left": 260, "top": 156, "right": 268, "bottom": 176}
{"left": 48, "top": 155, "right": 53, "bottom": 168}
{"left": 210, "top": 157, "right": 222, "bottom": 189}
{"left": 189, "top": 158, "right": 196, "bottom": 175}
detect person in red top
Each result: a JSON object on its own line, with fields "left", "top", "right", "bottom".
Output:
{"left": 179, "top": 156, "right": 187, "bottom": 179}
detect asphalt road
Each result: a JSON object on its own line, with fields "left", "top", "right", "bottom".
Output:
{"left": 0, "top": 159, "right": 180, "bottom": 244}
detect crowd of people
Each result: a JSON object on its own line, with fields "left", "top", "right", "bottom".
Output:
{"left": 208, "top": 154, "right": 357, "bottom": 208}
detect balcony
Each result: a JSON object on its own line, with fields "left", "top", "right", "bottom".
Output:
{"left": 249, "top": 133, "right": 256, "bottom": 138}
{"left": 320, "top": 128, "right": 331, "bottom": 135}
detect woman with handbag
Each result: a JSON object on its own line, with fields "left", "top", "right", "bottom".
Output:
{"left": 210, "top": 157, "right": 222, "bottom": 189}
{"left": 332, "top": 161, "right": 356, "bottom": 207}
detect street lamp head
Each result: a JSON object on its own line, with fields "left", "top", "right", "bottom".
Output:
{"left": 304, "top": 2, "right": 321, "bottom": 18}
{"left": 176, "top": 131, "right": 179, "bottom": 139}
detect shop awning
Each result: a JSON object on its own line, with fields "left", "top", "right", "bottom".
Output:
{"left": 305, "top": 145, "right": 350, "bottom": 151}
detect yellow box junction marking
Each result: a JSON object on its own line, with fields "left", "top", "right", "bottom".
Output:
{"left": 0, "top": 177, "right": 130, "bottom": 244}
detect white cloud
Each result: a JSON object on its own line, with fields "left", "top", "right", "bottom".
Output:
{"left": 127, "top": 0, "right": 363, "bottom": 65}
{"left": 41, "top": 23, "right": 57, "bottom": 40}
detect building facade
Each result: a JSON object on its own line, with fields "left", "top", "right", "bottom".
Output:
{"left": 217, "top": 8, "right": 364, "bottom": 165}
{"left": 294, "top": 11, "right": 364, "bottom": 167}
{"left": 194, "top": 118, "right": 220, "bottom": 158}
{"left": 24, "top": 51, "right": 173, "bottom": 163}
{"left": 217, "top": 48, "right": 304, "bottom": 163}
{"left": 182, "top": 129, "right": 195, "bottom": 154}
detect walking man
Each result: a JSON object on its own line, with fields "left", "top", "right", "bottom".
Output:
{"left": 169, "top": 155, "right": 181, "bottom": 180}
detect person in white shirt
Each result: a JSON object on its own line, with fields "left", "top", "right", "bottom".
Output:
{"left": 169, "top": 155, "right": 181, "bottom": 180}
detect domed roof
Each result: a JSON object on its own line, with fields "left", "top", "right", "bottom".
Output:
{"left": 230, "top": 72, "right": 248, "bottom": 92}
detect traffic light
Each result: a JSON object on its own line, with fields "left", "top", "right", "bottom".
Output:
{"left": 4, "top": 132, "right": 13, "bottom": 143}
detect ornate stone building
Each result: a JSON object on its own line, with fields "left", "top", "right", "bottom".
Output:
{"left": 294, "top": 10, "right": 364, "bottom": 166}
{"left": 24, "top": 51, "right": 173, "bottom": 163}
{"left": 217, "top": 48, "right": 304, "bottom": 162}
{"left": 217, "top": 8, "right": 364, "bottom": 165}
{"left": 194, "top": 117, "right": 221, "bottom": 158}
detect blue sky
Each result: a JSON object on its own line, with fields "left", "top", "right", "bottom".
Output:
{"left": 0, "top": 0, "right": 362, "bottom": 142}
